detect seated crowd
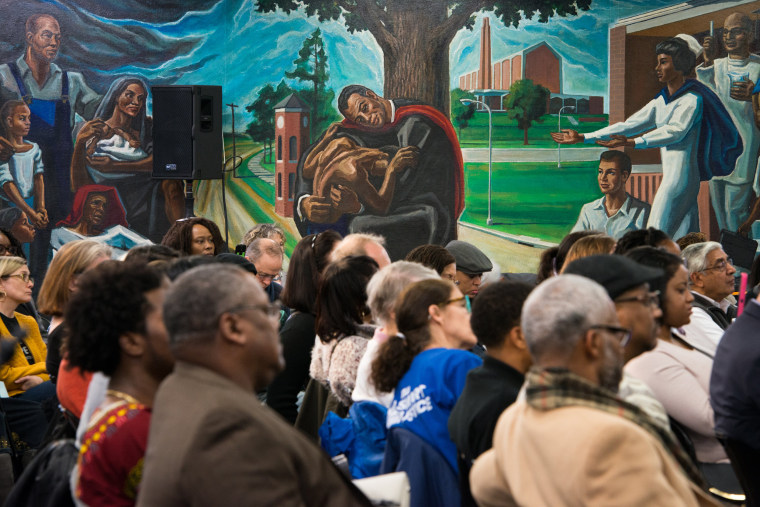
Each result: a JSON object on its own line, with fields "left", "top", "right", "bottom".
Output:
{"left": 0, "top": 214, "right": 758, "bottom": 507}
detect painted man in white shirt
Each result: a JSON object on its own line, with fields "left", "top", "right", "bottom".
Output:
{"left": 553, "top": 37, "right": 741, "bottom": 239}
{"left": 697, "top": 13, "right": 760, "bottom": 234}
{"left": 571, "top": 150, "right": 650, "bottom": 239}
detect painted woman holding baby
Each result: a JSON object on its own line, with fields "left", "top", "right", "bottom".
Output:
{"left": 69, "top": 76, "right": 183, "bottom": 241}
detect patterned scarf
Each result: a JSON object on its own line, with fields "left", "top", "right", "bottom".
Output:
{"left": 525, "top": 367, "right": 706, "bottom": 488}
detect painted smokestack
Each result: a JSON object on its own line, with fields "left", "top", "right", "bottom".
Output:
{"left": 478, "top": 17, "right": 492, "bottom": 89}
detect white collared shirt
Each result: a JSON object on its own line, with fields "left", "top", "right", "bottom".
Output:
{"left": 571, "top": 193, "right": 650, "bottom": 239}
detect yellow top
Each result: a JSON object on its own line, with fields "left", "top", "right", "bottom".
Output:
{"left": 0, "top": 312, "right": 49, "bottom": 397}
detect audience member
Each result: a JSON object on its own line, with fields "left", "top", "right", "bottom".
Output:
{"left": 372, "top": 279, "right": 480, "bottom": 476}
{"left": 564, "top": 254, "right": 670, "bottom": 428}
{"left": 241, "top": 223, "right": 286, "bottom": 248}
{"left": 676, "top": 231, "right": 707, "bottom": 252}
{"left": 445, "top": 240, "right": 492, "bottom": 298}
{"left": 137, "top": 264, "right": 371, "bottom": 506}
{"left": 616, "top": 227, "right": 680, "bottom": 255}
{"left": 470, "top": 275, "right": 712, "bottom": 506}
{"left": 267, "top": 230, "right": 341, "bottom": 424}
{"left": 67, "top": 261, "right": 173, "bottom": 506}
{"left": 214, "top": 253, "right": 257, "bottom": 275}
{"left": 160, "top": 217, "right": 224, "bottom": 256}
{"left": 625, "top": 247, "right": 729, "bottom": 465}
{"left": 448, "top": 280, "right": 533, "bottom": 507}
{"left": 538, "top": 230, "right": 600, "bottom": 283}
{"left": 0, "top": 256, "right": 53, "bottom": 400}
{"left": 331, "top": 233, "right": 391, "bottom": 268}
{"left": 558, "top": 233, "right": 615, "bottom": 272}
{"left": 245, "top": 238, "right": 284, "bottom": 303}
{"left": 164, "top": 255, "right": 216, "bottom": 281}
{"left": 123, "top": 244, "right": 181, "bottom": 265}
{"left": 353, "top": 261, "right": 439, "bottom": 407}
{"left": 711, "top": 290, "right": 760, "bottom": 451}
{"left": 311, "top": 255, "right": 379, "bottom": 408}
{"left": 405, "top": 244, "right": 457, "bottom": 282}
{"left": 681, "top": 242, "right": 737, "bottom": 356}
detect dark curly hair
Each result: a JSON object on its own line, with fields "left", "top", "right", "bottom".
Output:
{"left": 371, "top": 278, "right": 452, "bottom": 393}
{"left": 655, "top": 38, "right": 696, "bottom": 75}
{"left": 471, "top": 281, "right": 533, "bottom": 348}
{"left": 160, "top": 217, "right": 225, "bottom": 256}
{"left": 405, "top": 244, "right": 456, "bottom": 275}
{"left": 315, "top": 255, "right": 378, "bottom": 343}
{"left": 281, "top": 230, "right": 342, "bottom": 314}
{"left": 615, "top": 227, "right": 671, "bottom": 255}
{"left": 65, "top": 261, "right": 163, "bottom": 375}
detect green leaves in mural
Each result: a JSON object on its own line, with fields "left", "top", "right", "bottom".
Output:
{"left": 285, "top": 28, "right": 339, "bottom": 141}
{"left": 450, "top": 88, "right": 476, "bottom": 137}
{"left": 256, "top": 0, "right": 591, "bottom": 116}
{"left": 246, "top": 81, "right": 294, "bottom": 163}
{"left": 504, "top": 79, "right": 550, "bottom": 145}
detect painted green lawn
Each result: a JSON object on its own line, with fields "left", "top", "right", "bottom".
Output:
{"left": 456, "top": 113, "right": 608, "bottom": 149}
{"left": 461, "top": 160, "right": 601, "bottom": 243}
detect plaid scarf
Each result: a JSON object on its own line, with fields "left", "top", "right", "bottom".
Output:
{"left": 525, "top": 367, "right": 706, "bottom": 489}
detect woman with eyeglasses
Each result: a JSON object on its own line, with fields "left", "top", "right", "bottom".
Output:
{"left": 405, "top": 244, "right": 458, "bottom": 283}
{"left": 371, "top": 278, "right": 481, "bottom": 479}
{"left": 624, "top": 246, "right": 730, "bottom": 466}
{"left": 0, "top": 256, "right": 53, "bottom": 401}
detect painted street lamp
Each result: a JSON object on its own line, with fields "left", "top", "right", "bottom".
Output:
{"left": 461, "top": 98, "right": 493, "bottom": 226}
{"left": 557, "top": 105, "right": 575, "bottom": 168}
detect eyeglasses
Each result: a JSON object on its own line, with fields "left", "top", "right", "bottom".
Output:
{"left": 442, "top": 274, "right": 460, "bottom": 286}
{"left": 2, "top": 273, "right": 32, "bottom": 284}
{"left": 589, "top": 324, "right": 632, "bottom": 347}
{"left": 615, "top": 290, "right": 660, "bottom": 308}
{"left": 0, "top": 245, "right": 18, "bottom": 256}
{"left": 256, "top": 271, "right": 282, "bottom": 283}
{"left": 700, "top": 258, "right": 733, "bottom": 273}
{"left": 228, "top": 302, "right": 281, "bottom": 320}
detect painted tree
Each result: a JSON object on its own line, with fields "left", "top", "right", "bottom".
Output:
{"left": 246, "top": 81, "right": 295, "bottom": 163}
{"left": 286, "top": 28, "right": 330, "bottom": 139}
{"left": 450, "top": 88, "right": 476, "bottom": 137}
{"left": 505, "top": 79, "right": 549, "bottom": 145}
{"left": 256, "top": 0, "right": 591, "bottom": 116}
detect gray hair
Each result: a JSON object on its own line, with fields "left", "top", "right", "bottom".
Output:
{"left": 331, "top": 233, "right": 386, "bottom": 262}
{"left": 682, "top": 241, "right": 723, "bottom": 275}
{"left": 246, "top": 237, "right": 283, "bottom": 263}
{"left": 242, "top": 223, "right": 285, "bottom": 247}
{"left": 164, "top": 264, "right": 255, "bottom": 345}
{"left": 522, "top": 274, "right": 614, "bottom": 364}
{"left": 366, "top": 261, "right": 439, "bottom": 325}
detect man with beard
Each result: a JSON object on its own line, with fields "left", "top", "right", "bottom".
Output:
{"left": 294, "top": 85, "right": 464, "bottom": 260}
{"left": 470, "top": 275, "right": 716, "bottom": 506}
{"left": 563, "top": 254, "right": 670, "bottom": 428}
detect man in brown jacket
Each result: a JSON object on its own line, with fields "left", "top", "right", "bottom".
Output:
{"left": 137, "top": 264, "right": 371, "bottom": 507}
{"left": 470, "top": 275, "right": 718, "bottom": 507}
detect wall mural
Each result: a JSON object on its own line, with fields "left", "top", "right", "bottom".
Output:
{"left": 0, "top": 0, "right": 758, "bottom": 278}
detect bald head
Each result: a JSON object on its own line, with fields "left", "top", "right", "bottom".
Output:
{"left": 724, "top": 12, "right": 752, "bottom": 57}
{"left": 331, "top": 233, "right": 390, "bottom": 268}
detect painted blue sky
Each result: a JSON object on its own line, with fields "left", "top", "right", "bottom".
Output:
{"left": 3, "top": 0, "right": 690, "bottom": 129}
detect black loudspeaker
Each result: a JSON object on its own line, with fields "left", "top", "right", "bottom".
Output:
{"left": 151, "top": 85, "right": 223, "bottom": 180}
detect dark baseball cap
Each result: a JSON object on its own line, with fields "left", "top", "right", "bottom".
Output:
{"left": 562, "top": 255, "right": 663, "bottom": 300}
{"left": 445, "top": 240, "right": 493, "bottom": 276}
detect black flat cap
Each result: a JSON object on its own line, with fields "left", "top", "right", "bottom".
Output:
{"left": 563, "top": 254, "right": 663, "bottom": 300}
{"left": 445, "top": 240, "right": 493, "bottom": 275}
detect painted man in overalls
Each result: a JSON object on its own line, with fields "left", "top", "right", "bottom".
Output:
{"left": 0, "top": 13, "right": 101, "bottom": 286}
